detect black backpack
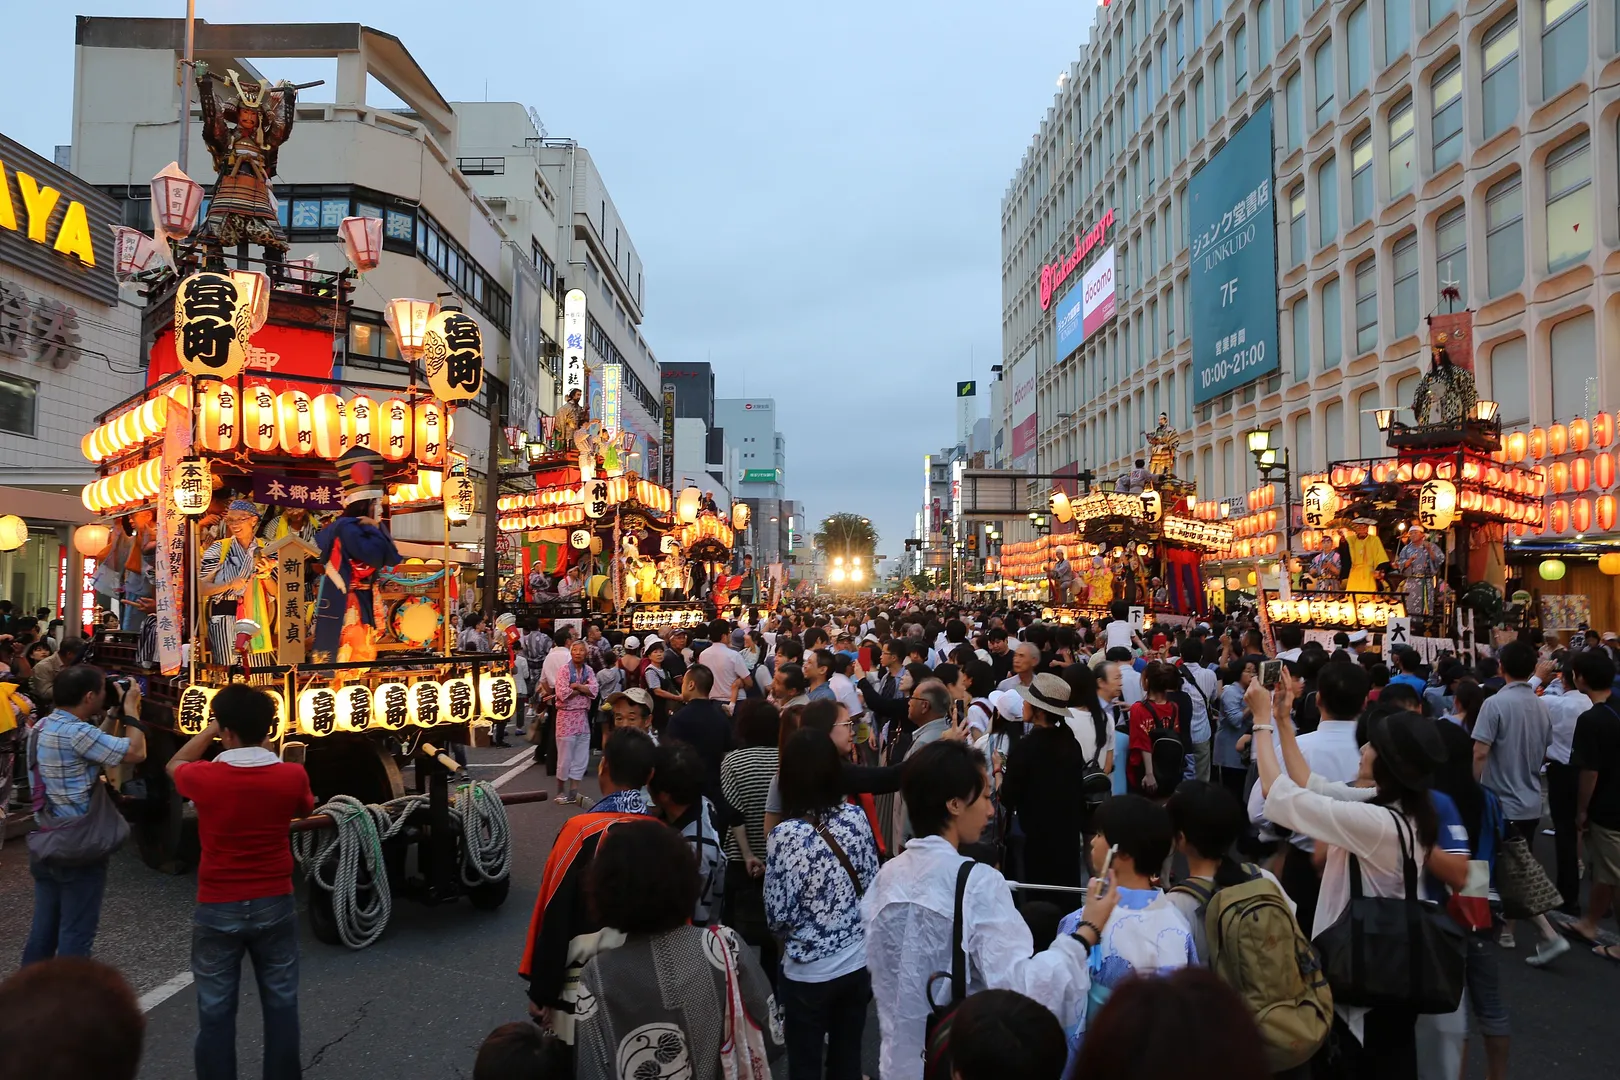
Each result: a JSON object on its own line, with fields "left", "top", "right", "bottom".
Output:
{"left": 1143, "top": 701, "right": 1184, "bottom": 793}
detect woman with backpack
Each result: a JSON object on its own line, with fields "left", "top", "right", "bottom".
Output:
{"left": 1249, "top": 674, "right": 1453, "bottom": 1080}
{"left": 1128, "top": 663, "right": 1188, "bottom": 799}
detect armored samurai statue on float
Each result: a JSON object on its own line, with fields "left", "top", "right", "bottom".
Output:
{"left": 194, "top": 62, "right": 298, "bottom": 266}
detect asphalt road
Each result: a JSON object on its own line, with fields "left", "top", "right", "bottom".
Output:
{"left": 0, "top": 745, "right": 1612, "bottom": 1080}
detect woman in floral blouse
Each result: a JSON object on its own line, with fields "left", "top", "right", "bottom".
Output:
{"left": 554, "top": 639, "right": 597, "bottom": 805}
{"left": 765, "top": 727, "right": 880, "bottom": 1080}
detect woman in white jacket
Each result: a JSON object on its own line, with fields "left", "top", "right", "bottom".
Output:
{"left": 863, "top": 739, "right": 1118, "bottom": 1080}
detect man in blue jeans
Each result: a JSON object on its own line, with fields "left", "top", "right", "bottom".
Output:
{"left": 169, "top": 684, "right": 315, "bottom": 1080}
{"left": 23, "top": 664, "right": 147, "bottom": 965}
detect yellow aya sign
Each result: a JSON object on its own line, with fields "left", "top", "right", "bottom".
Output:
{"left": 0, "top": 157, "right": 96, "bottom": 267}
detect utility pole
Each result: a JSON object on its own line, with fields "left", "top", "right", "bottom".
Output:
{"left": 178, "top": 0, "right": 196, "bottom": 171}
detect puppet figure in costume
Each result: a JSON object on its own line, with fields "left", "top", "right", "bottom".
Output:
{"left": 1086, "top": 555, "right": 1115, "bottom": 606}
{"left": 199, "top": 500, "right": 277, "bottom": 666}
{"left": 1343, "top": 518, "right": 1388, "bottom": 593}
{"left": 312, "top": 447, "right": 402, "bottom": 663}
{"left": 1393, "top": 522, "right": 1445, "bottom": 615}
{"left": 1307, "top": 534, "right": 1344, "bottom": 591}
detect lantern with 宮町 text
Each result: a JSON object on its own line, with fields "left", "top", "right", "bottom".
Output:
{"left": 346, "top": 395, "right": 376, "bottom": 452}
{"left": 422, "top": 311, "right": 484, "bottom": 402}
{"left": 197, "top": 381, "right": 239, "bottom": 452}
{"left": 415, "top": 400, "right": 447, "bottom": 465}
{"left": 243, "top": 383, "right": 277, "bottom": 453}
{"left": 311, "top": 393, "right": 347, "bottom": 459}
{"left": 379, "top": 398, "right": 412, "bottom": 462}
{"left": 277, "top": 390, "right": 314, "bottom": 457}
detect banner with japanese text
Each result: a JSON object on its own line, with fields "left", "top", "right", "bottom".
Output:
{"left": 154, "top": 404, "right": 192, "bottom": 675}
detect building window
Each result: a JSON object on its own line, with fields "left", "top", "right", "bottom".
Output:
{"left": 1313, "top": 38, "right": 1336, "bottom": 128}
{"left": 1347, "top": 3, "right": 1371, "bottom": 95}
{"left": 1542, "top": 0, "right": 1588, "bottom": 100}
{"left": 1488, "top": 336, "right": 1529, "bottom": 426}
{"left": 1317, "top": 153, "right": 1338, "bottom": 248}
{"left": 1392, "top": 231, "right": 1419, "bottom": 337}
{"left": 1431, "top": 58, "right": 1463, "bottom": 170}
{"left": 1321, "top": 278, "right": 1343, "bottom": 368}
{"left": 1325, "top": 398, "right": 1346, "bottom": 460}
{"left": 1481, "top": 13, "right": 1520, "bottom": 138}
{"left": 1545, "top": 133, "right": 1592, "bottom": 271}
{"left": 1158, "top": 39, "right": 1169, "bottom": 94}
{"left": 1350, "top": 128, "right": 1374, "bottom": 223}
{"left": 1354, "top": 257, "right": 1378, "bottom": 353}
{"left": 1428, "top": 0, "right": 1456, "bottom": 27}
{"left": 1194, "top": 74, "right": 1207, "bottom": 135}
{"left": 1192, "top": 0, "right": 1204, "bottom": 46}
{"left": 1285, "top": 70, "right": 1304, "bottom": 151}
{"left": 1384, "top": 0, "right": 1411, "bottom": 63}
{"left": 1213, "top": 53, "right": 1227, "bottom": 113}
{"left": 1285, "top": 0, "right": 1300, "bottom": 39}
{"left": 1292, "top": 297, "right": 1311, "bottom": 376}
{"left": 1550, "top": 312, "right": 1597, "bottom": 419}
{"left": 1290, "top": 182, "right": 1308, "bottom": 265}
{"left": 1176, "top": 99, "right": 1187, "bottom": 155}
{"left": 1176, "top": 12, "right": 1186, "bottom": 66}
{"left": 1434, "top": 203, "right": 1467, "bottom": 306}
{"left": 1258, "top": 0, "right": 1274, "bottom": 65}
{"left": 1485, "top": 172, "right": 1524, "bottom": 297}
{"left": 0, "top": 372, "right": 37, "bottom": 437}
{"left": 1294, "top": 411, "right": 1314, "bottom": 471}
{"left": 1234, "top": 24, "right": 1249, "bottom": 90}
{"left": 1357, "top": 387, "right": 1382, "bottom": 454}
{"left": 1388, "top": 95, "right": 1414, "bottom": 196}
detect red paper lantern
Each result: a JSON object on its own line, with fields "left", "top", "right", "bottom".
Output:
{"left": 1597, "top": 494, "right": 1617, "bottom": 531}
{"left": 1571, "top": 455, "right": 1591, "bottom": 492}
{"left": 1530, "top": 428, "right": 1547, "bottom": 459}
{"left": 1569, "top": 417, "right": 1590, "bottom": 452}
{"left": 1551, "top": 499, "right": 1570, "bottom": 533}
{"left": 1573, "top": 497, "right": 1593, "bottom": 533}
{"left": 1594, "top": 413, "right": 1614, "bottom": 448}
{"left": 1549, "top": 423, "right": 1568, "bottom": 457}
{"left": 1549, "top": 461, "right": 1568, "bottom": 494}
{"left": 1598, "top": 452, "right": 1615, "bottom": 490}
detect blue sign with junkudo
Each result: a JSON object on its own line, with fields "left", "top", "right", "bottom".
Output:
{"left": 1189, "top": 99, "right": 1280, "bottom": 405}
{"left": 1053, "top": 276, "right": 1086, "bottom": 363}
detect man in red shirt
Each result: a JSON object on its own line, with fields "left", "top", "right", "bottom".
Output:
{"left": 169, "top": 684, "right": 314, "bottom": 1080}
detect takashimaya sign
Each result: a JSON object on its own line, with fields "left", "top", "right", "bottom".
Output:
{"left": 1039, "top": 207, "right": 1116, "bottom": 311}
{"left": 0, "top": 133, "right": 118, "bottom": 305}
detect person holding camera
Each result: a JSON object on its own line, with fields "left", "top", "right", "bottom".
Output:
{"left": 21, "top": 664, "right": 147, "bottom": 966}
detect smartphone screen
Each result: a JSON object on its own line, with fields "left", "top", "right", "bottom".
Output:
{"left": 1261, "top": 660, "right": 1282, "bottom": 690}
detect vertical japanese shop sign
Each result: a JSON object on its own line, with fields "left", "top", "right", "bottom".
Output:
{"left": 562, "top": 289, "right": 587, "bottom": 399}
{"left": 1189, "top": 99, "right": 1281, "bottom": 404}
{"left": 661, "top": 383, "right": 676, "bottom": 489}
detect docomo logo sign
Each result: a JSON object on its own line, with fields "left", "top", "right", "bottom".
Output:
{"left": 1039, "top": 208, "right": 1117, "bottom": 310}
{"left": 1080, "top": 245, "right": 1117, "bottom": 337}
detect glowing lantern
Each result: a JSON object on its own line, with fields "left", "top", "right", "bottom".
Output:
{"left": 311, "top": 393, "right": 348, "bottom": 459}
{"left": 373, "top": 682, "right": 410, "bottom": 730}
{"left": 677, "top": 486, "right": 702, "bottom": 524}
{"left": 1301, "top": 481, "right": 1340, "bottom": 528}
{"left": 1599, "top": 453, "right": 1615, "bottom": 490}
{"left": 243, "top": 383, "right": 278, "bottom": 453}
{"left": 339, "top": 215, "right": 384, "bottom": 273}
{"left": 172, "top": 456, "right": 212, "bottom": 515}
{"left": 1571, "top": 455, "right": 1591, "bottom": 492}
{"left": 1549, "top": 423, "right": 1568, "bottom": 457}
{"left": 276, "top": 390, "right": 314, "bottom": 457}
{"left": 384, "top": 298, "right": 438, "bottom": 362}
{"left": 1418, "top": 479, "right": 1458, "bottom": 531}
{"left": 1599, "top": 552, "right": 1620, "bottom": 575}
{"left": 1570, "top": 417, "right": 1590, "bottom": 452}
{"left": 1539, "top": 559, "right": 1567, "bottom": 581}
{"left": 1549, "top": 461, "right": 1568, "bottom": 494}
{"left": 176, "top": 685, "right": 216, "bottom": 736}
{"left": 414, "top": 400, "right": 447, "bottom": 465}
{"left": 346, "top": 395, "right": 377, "bottom": 452}
{"left": 444, "top": 474, "right": 476, "bottom": 523}
{"left": 1551, "top": 499, "right": 1570, "bottom": 534}
{"left": 1594, "top": 413, "right": 1614, "bottom": 448}
{"left": 72, "top": 523, "right": 111, "bottom": 557}
{"left": 421, "top": 310, "right": 484, "bottom": 402}
{"left": 1600, "top": 495, "right": 1618, "bottom": 532}
{"left": 1573, "top": 497, "right": 1593, "bottom": 534}
{"left": 379, "top": 398, "right": 412, "bottom": 462}
{"left": 408, "top": 680, "right": 445, "bottom": 727}
{"left": 441, "top": 676, "right": 476, "bottom": 724}
{"left": 479, "top": 673, "right": 518, "bottom": 721}
{"left": 173, "top": 271, "right": 249, "bottom": 380}
{"left": 732, "top": 501, "right": 751, "bottom": 532}
{"left": 263, "top": 688, "right": 290, "bottom": 741}
{"left": 0, "top": 515, "right": 27, "bottom": 552}
{"left": 1530, "top": 428, "right": 1546, "bottom": 459}
{"left": 336, "top": 684, "right": 373, "bottom": 733}
{"left": 1505, "top": 431, "right": 1528, "bottom": 462}
{"left": 297, "top": 686, "right": 339, "bottom": 737}
{"left": 197, "top": 381, "right": 239, "bottom": 452}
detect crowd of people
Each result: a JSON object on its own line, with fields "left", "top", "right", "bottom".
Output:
{"left": 5, "top": 594, "right": 1618, "bottom": 1080}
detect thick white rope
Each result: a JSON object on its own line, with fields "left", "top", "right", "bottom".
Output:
{"left": 292, "top": 780, "right": 512, "bottom": 948}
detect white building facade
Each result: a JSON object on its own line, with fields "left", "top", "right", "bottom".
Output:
{"left": 1003, "top": 0, "right": 1619, "bottom": 530}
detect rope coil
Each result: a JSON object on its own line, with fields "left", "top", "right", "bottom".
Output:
{"left": 292, "top": 779, "right": 512, "bottom": 949}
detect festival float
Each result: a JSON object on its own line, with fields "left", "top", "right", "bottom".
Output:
{"left": 1022, "top": 417, "right": 1234, "bottom": 626}
{"left": 78, "top": 66, "right": 529, "bottom": 947}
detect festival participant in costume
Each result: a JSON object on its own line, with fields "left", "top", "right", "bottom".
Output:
{"left": 1308, "top": 534, "right": 1344, "bottom": 592}
{"left": 1391, "top": 523, "right": 1445, "bottom": 616}
{"left": 1342, "top": 519, "right": 1388, "bottom": 594}
{"left": 199, "top": 500, "right": 276, "bottom": 666}
{"left": 1087, "top": 556, "right": 1115, "bottom": 607}
{"left": 311, "top": 447, "right": 401, "bottom": 663}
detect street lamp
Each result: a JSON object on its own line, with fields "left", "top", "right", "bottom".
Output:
{"left": 1246, "top": 425, "right": 1294, "bottom": 560}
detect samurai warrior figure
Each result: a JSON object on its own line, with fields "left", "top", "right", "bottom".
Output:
{"left": 195, "top": 63, "right": 298, "bottom": 265}
{"left": 1145, "top": 413, "right": 1180, "bottom": 478}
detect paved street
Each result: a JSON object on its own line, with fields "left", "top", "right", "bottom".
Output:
{"left": 1, "top": 745, "right": 1612, "bottom": 1080}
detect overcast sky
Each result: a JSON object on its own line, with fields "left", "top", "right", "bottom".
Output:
{"left": 6, "top": 1, "right": 1093, "bottom": 563}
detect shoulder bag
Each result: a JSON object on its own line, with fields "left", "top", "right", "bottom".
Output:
{"left": 1315, "top": 808, "right": 1466, "bottom": 1014}
{"left": 813, "top": 817, "right": 865, "bottom": 896}
{"left": 25, "top": 721, "right": 131, "bottom": 867}
{"left": 923, "top": 860, "right": 976, "bottom": 1080}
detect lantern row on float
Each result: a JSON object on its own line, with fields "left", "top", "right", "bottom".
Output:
{"left": 81, "top": 458, "right": 165, "bottom": 513}
{"left": 496, "top": 478, "right": 673, "bottom": 531}
{"left": 1206, "top": 533, "right": 1282, "bottom": 561}
{"left": 291, "top": 674, "right": 516, "bottom": 737}
{"left": 193, "top": 385, "right": 451, "bottom": 465}
{"left": 679, "top": 515, "right": 736, "bottom": 550}
{"left": 389, "top": 469, "right": 444, "bottom": 506}
{"left": 1159, "top": 516, "right": 1235, "bottom": 550}
{"left": 1265, "top": 595, "right": 1409, "bottom": 628}
{"left": 500, "top": 506, "right": 587, "bottom": 532}
{"left": 81, "top": 385, "right": 192, "bottom": 463}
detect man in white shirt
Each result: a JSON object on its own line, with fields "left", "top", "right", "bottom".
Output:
{"left": 696, "top": 621, "right": 752, "bottom": 704}
{"left": 1540, "top": 651, "right": 1596, "bottom": 918}
{"left": 1177, "top": 641, "right": 1220, "bottom": 781}
{"left": 996, "top": 643, "right": 1041, "bottom": 692}
{"left": 1248, "top": 661, "right": 1368, "bottom": 927}
{"left": 1274, "top": 625, "right": 1305, "bottom": 664}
